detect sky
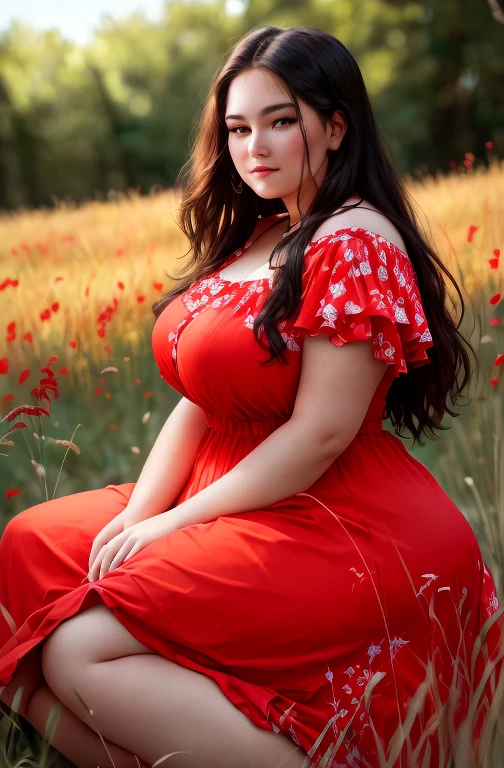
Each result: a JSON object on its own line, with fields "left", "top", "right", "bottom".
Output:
{"left": 0, "top": 0, "right": 167, "bottom": 45}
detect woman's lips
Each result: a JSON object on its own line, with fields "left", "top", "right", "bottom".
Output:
{"left": 252, "top": 169, "right": 278, "bottom": 178}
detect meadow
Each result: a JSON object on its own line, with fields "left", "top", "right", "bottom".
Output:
{"left": 0, "top": 159, "right": 503, "bottom": 766}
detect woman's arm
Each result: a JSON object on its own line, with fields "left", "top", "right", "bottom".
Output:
{"left": 124, "top": 397, "right": 208, "bottom": 524}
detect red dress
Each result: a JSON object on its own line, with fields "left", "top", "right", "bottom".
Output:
{"left": 1, "top": 213, "right": 502, "bottom": 767}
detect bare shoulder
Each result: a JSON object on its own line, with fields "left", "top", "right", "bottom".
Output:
{"left": 312, "top": 198, "right": 407, "bottom": 255}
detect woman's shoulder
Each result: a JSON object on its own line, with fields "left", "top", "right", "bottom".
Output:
{"left": 311, "top": 200, "right": 408, "bottom": 256}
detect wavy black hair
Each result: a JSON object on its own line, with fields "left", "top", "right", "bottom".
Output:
{"left": 152, "top": 25, "right": 477, "bottom": 447}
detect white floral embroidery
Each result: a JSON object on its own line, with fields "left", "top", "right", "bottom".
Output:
{"left": 390, "top": 637, "right": 410, "bottom": 659}
{"left": 344, "top": 301, "right": 363, "bottom": 315}
{"left": 367, "top": 641, "right": 383, "bottom": 664}
{"left": 329, "top": 281, "right": 346, "bottom": 298}
{"left": 394, "top": 305, "right": 409, "bottom": 323}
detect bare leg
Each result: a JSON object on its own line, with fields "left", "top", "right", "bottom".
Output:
{"left": 1, "top": 654, "right": 142, "bottom": 768}
{"left": 25, "top": 680, "right": 141, "bottom": 768}
{"left": 45, "top": 653, "right": 313, "bottom": 768}
{"left": 0, "top": 646, "right": 44, "bottom": 715}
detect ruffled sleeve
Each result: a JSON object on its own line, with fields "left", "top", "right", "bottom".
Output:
{"left": 291, "top": 230, "right": 434, "bottom": 377}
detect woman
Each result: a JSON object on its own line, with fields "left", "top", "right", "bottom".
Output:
{"left": 1, "top": 24, "right": 502, "bottom": 768}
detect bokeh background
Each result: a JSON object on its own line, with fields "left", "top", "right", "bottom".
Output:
{"left": 1, "top": 1, "right": 504, "bottom": 765}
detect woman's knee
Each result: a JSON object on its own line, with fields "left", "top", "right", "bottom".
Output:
{"left": 41, "top": 604, "right": 152, "bottom": 689}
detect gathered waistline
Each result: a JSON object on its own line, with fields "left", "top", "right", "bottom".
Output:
{"left": 203, "top": 411, "right": 384, "bottom": 438}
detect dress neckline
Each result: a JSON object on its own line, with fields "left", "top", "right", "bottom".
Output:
{"left": 215, "top": 221, "right": 410, "bottom": 286}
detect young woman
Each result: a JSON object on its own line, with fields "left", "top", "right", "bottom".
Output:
{"left": 1, "top": 24, "right": 502, "bottom": 768}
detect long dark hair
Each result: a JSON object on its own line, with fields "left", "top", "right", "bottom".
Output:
{"left": 153, "top": 25, "right": 478, "bottom": 447}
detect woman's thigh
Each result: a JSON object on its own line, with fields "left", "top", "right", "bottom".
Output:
{"left": 0, "top": 483, "right": 136, "bottom": 627}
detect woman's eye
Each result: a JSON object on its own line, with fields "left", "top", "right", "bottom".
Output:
{"left": 228, "top": 118, "right": 297, "bottom": 134}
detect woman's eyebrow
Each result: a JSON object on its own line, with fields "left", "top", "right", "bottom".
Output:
{"left": 225, "top": 102, "right": 295, "bottom": 120}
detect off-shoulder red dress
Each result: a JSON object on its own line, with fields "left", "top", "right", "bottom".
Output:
{"left": 0, "top": 213, "right": 502, "bottom": 768}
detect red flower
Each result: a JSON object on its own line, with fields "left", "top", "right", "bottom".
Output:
{"left": 5, "top": 489, "right": 21, "bottom": 499}
{"left": 490, "top": 294, "right": 501, "bottom": 306}
{"left": 467, "top": 225, "right": 478, "bottom": 242}
{"left": 0, "top": 359, "right": 8, "bottom": 375}
{"left": 24, "top": 332, "right": 33, "bottom": 344}
{"left": 490, "top": 318, "right": 500, "bottom": 326}
{"left": 18, "top": 369, "right": 31, "bottom": 385}
{"left": 117, "top": 281, "right": 125, "bottom": 290}
{"left": 494, "top": 354, "right": 504, "bottom": 367}
{"left": 4, "top": 405, "right": 51, "bottom": 422}
{"left": 70, "top": 340, "right": 77, "bottom": 349}
{"left": 485, "top": 141, "right": 493, "bottom": 150}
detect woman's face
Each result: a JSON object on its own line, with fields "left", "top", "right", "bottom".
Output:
{"left": 225, "top": 67, "right": 346, "bottom": 222}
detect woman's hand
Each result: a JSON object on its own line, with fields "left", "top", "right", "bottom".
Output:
{"left": 87, "top": 513, "right": 178, "bottom": 582}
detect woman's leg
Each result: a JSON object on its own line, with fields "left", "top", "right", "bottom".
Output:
{"left": 41, "top": 606, "right": 313, "bottom": 768}
{"left": 1, "top": 648, "right": 142, "bottom": 768}
{"left": 25, "top": 680, "right": 141, "bottom": 768}
{"left": 0, "top": 646, "right": 43, "bottom": 716}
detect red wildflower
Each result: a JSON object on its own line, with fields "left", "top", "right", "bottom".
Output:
{"left": 70, "top": 340, "right": 77, "bottom": 349}
{"left": 5, "top": 489, "right": 21, "bottom": 499}
{"left": 0, "top": 359, "right": 8, "bottom": 375}
{"left": 4, "top": 405, "right": 51, "bottom": 422}
{"left": 467, "top": 225, "right": 478, "bottom": 242}
{"left": 494, "top": 354, "right": 504, "bottom": 367}
{"left": 18, "top": 369, "right": 31, "bottom": 385}
{"left": 490, "top": 294, "right": 501, "bottom": 306}
{"left": 485, "top": 141, "right": 493, "bottom": 150}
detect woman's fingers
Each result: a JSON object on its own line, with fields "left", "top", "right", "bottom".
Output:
{"left": 104, "top": 540, "right": 135, "bottom": 576}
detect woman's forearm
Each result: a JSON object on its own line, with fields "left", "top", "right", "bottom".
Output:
{"left": 124, "top": 397, "right": 209, "bottom": 523}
